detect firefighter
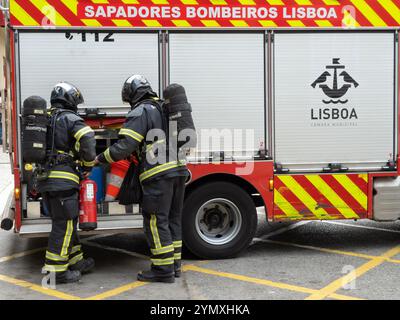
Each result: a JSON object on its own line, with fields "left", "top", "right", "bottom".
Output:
{"left": 38, "top": 82, "right": 96, "bottom": 284}
{"left": 95, "top": 75, "right": 188, "bottom": 283}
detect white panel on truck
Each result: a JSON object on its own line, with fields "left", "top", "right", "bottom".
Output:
{"left": 18, "top": 32, "right": 159, "bottom": 115}
{"left": 274, "top": 32, "right": 396, "bottom": 172}
{"left": 169, "top": 33, "right": 265, "bottom": 155}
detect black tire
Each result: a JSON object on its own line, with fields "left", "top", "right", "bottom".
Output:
{"left": 183, "top": 181, "right": 257, "bottom": 259}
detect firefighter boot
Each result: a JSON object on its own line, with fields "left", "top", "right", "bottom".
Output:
{"left": 137, "top": 270, "right": 175, "bottom": 283}
{"left": 55, "top": 270, "right": 82, "bottom": 284}
{"left": 69, "top": 257, "right": 95, "bottom": 274}
{"left": 174, "top": 260, "right": 181, "bottom": 278}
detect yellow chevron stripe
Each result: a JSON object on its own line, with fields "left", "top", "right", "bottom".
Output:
{"left": 230, "top": 20, "right": 249, "bottom": 27}
{"left": 350, "top": 0, "right": 387, "bottom": 26}
{"left": 258, "top": 20, "right": 278, "bottom": 27}
{"left": 122, "top": 0, "right": 140, "bottom": 3}
{"left": 342, "top": 9, "right": 361, "bottom": 27}
{"left": 274, "top": 190, "right": 300, "bottom": 218}
{"left": 180, "top": 0, "right": 198, "bottom": 4}
{"left": 61, "top": 0, "right": 78, "bottom": 15}
{"left": 278, "top": 176, "right": 331, "bottom": 220}
{"left": 30, "top": 0, "right": 71, "bottom": 26}
{"left": 294, "top": 0, "right": 313, "bottom": 5}
{"left": 112, "top": 19, "right": 133, "bottom": 27}
{"left": 142, "top": 19, "right": 162, "bottom": 27}
{"left": 201, "top": 20, "right": 221, "bottom": 27}
{"left": 359, "top": 174, "right": 368, "bottom": 183}
{"left": 378, "top": 0, "right": 400, "bottom": 24}
{"left": 287, "top": 20, "right": 306, "bottom": 27}
{"left": 210, "top": 0, "right": 227, "bottom": 4}
{"left": 151, "top": 0, "right": 169, "bottom": 4}
{"left": 332, "top": 175, "right": 367, "bottom": 211}
{"left": 91, "top": 0, "right": 109, "bottom": 3}
{"left": 342, "top": 9, "right": 360, "bottom": 27}
{"left": 238, "top": 0, "right": 256, "bottom": 4}
{"left": 322, "top": 0, "right": 340, "bottom": 4}
{"left": 315, "top": 20, "right": 334, "bottom": 27}
{"left": 210, "top": 0, "right": 227, "bottom": 6}
{"left": 10, "top": 1, "right": 40, "bottom": 26}
{"left": 81, "top": 19, "right": 103, "bottom": 26}
{"left": 306, "top": 175, "right": 359, "bottom": 219}
{"left": 172, "top": 20, "right": 192, "bottom": 27}
{"left": 266, "top": 0, "right": 284, "bottom": 4}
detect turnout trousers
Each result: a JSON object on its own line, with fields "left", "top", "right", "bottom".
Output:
{"left": 141, "top": 176, "right": 186, "bottom": 274}
{"left": 42, "top": 190, "right": 84, "bottom": 273}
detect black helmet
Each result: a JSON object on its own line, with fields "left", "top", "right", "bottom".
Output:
{"left": 50, "top": 82, "right": 84, "bottom": 111}
{"left": 121, "top": 75, "right": 156, "bottom": 106}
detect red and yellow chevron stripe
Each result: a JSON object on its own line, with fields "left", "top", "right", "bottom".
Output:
{"left": 8, "top": 0, "right": 400, "bottom": 28}
{"left": 274, "top": 174, "right": 368, "bottom": 221}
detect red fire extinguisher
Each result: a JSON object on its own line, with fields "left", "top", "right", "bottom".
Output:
{"left": 79, "top": 179, "right": 98, "bottom": 231}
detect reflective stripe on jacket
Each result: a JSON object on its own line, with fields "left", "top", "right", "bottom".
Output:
{"left": 98, "top": 99, "right": 188, "bottom": 183}
{"left": 38, "top": 108, "right": 96, "bottom": 192}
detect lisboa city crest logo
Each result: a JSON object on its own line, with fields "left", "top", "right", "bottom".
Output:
{"left": 311, "top": 58, "right": 359, "bottom": 104}
{"left": 310, "top": 58, "right": 359, "bottom": 122}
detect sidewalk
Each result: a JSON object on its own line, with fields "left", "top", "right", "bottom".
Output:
{"left": 0, "top": 146, "right": 13, "bottom": 215}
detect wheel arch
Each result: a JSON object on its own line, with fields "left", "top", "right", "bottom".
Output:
{"left": 185, "top": 173, "right": 265, "bottom": 208}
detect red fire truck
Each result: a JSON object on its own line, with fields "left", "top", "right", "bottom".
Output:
{"left": 1, "top": 0, "right": 399, "bottom": 259}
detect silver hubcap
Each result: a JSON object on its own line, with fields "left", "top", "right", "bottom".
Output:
{"left": 195, "top": 198, "right": 242, "bottom": 246}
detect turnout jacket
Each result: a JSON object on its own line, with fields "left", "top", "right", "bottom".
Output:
{"left": 97, "top": 99, "right": 188, "bottom": 183}
{"left": 38, "top": 108, "right": 96, "bottom": 192}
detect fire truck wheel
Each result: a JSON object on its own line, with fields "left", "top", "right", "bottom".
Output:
{"left": 183, "top": 181, "right": 257, "bottom": 259}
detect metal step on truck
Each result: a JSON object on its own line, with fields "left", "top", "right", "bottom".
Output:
{"left": 0, "top": 0, "right": 399, "bottom": 259}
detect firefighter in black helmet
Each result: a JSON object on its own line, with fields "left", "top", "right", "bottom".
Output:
{"left": 38, "top": 82, "right": 96, "bottom": 284}
{"left": 96, "top": 75, "right": 188, "bottom": 283}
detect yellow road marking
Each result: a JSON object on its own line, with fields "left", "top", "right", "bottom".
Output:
{"left": 350, "top": 0, "right": 387, "bottom": 26}
{"left": 378, "top": 0, "right": 400, "bottom": 24}
{"left": 332, "top": 175, "right": 367, "bottom": 211}
{"left": 0, "top": 274, "right": 81, "bottom": 300}
{"left": 183, "top": 265, "right": 362, "bottom": 300}
{"left": 0, "top": 247, "right": 46, "bottom": 263}
{"left": 306, "top": 245, "right": 400, "bottom": 300}
{"left": 264, "top": 240, "right": 400, "bottom": 264}
{"left": 86, "top": 281, "right": 148, "bottom": 300}
{"left": 306, "top": 175, "right": 359, "bottom": 219}
{"left": 274, "top": 189, "right": 301, "bottom": 218}
{"left": 277, "top": 176, "right": 330, "bottom": 219}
